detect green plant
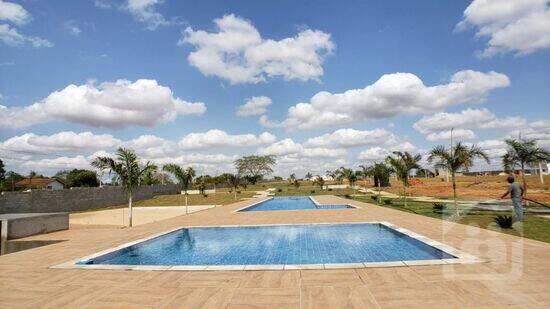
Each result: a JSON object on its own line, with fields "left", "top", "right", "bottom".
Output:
{"left": 494, "top": 215, "right": 513, "bottom": 229}
{"left": 91, "top": 147, "right": 156, "bottom": 227}
{"left": 433, "top": 203, "right": 447, "bottom": 211}
{"left": 386, "top": 151, "right": 422, "bottom": 208}
{"left": 344, "top": 194, "right": 351, "bottom": 198}
{"left": 428, "top": 142, "right": 489, "bottom": 214}
{"left": 310, "top": 190, "right": 315, "bottom": 193}
{"left": 370, "top": 195, "right": 378, "bottom": 201}
{"left": 502, "top": 138, "right": 550, "bottom": 201}
{"left": 383, "top": 199, "right": 392, "bottom": 205}
{"left": 162, "top": 164, "right": 195, "bottom": 195}
{"left": 328, "top": 188, "right": 333, "bottom": 191}
{"left": 277, "top": 188, "right": 283, "bottom": 192}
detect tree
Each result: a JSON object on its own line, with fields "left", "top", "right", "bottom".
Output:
{"left": 359, "top": 165, "right": 370, "bottom": 186}
{"left": 56, "top": 169, "right": 99, "bottom": 187}
{"left": 91, "top": 148, "right": 156, "bottom": 227}
{"left": 364, "top": 162, "right": 393, "bottom": 204}
{"left": 338, "top": 167, "right": 358, "bottom": 188}
{"left": 162, "top": 164, "right": 195, "bottom": 208}
{"left": 305, "top": 172, "right": 313, "bottom": 181}
{"left": 234, "top": 155, "right": 276, "bottom": 184}
{"left": 0, "top": 159, "right": 5, "bottom": 183}
{"left": 429, "top": 142, "right": 489, "bottom": 214}
{"left": 287, "top": 173, "right": 300, "bottom": 189}
{"left": 313, "top": 175, "right": 325, "bottom": 190}
{"left": 0, "top": 171, "right": 24, "bottom": 192}
{"left": 386, "top": 151, "right": 422, "bottom": 208}
{"left": 225, "top": 174, "right": 242, "bottom": 200}
{"left": 502, "top": 139, "right": 550, "bottom": 202}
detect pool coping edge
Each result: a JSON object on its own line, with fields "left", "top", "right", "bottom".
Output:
{"left": 51, "top": 221, "right": 485, "bottom": 271}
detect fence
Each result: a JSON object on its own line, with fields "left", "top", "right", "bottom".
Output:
{"left": 0, "top": 184, "right": 180, "bottom": 214}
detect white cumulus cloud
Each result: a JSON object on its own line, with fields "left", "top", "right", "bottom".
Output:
{"left": 178, "top": 130, "right": 276, "bottom": 150}
{"left": 180, "top": 14, "right": 334, "bottom": 84}
{"left": 426, "top": 129, "right": 476, "bottom": 142}
{"left": 236, "top": 96, "right": 272, "bottom": 117}
{"left": 0, "top": 79, "right": 206, "bottom": 129}
{"left": 457, "top": 0, "right": 550, "bottom": 57}
{"left": 413, "top": 108, "right": 526, "bottom": 134}
{"left": 0, "top": 131, "right": 120, "bottom": 154}
{"left": 304, "top": 128, "right": 394, "bottom": 148}
{"left": 260, "top": 70, "right": 510, "bottom": 130}
{"left": 0, "top": 0, "right": 30, "bottom": 25}
{"left": 0, "top": 24, "right": 53, "bottom": 48}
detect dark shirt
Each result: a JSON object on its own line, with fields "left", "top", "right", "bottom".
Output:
{"left": 508, "top": 183, "right": 522, "bottom": 200}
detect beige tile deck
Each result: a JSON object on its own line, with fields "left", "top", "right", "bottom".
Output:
{"left": 1, "top": 195, "right": 549, "bottom": 308}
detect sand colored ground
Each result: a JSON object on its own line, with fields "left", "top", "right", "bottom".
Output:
{"left": 370, "top": 175, "right": 550, "bottom": 203}
{"left": 70, "top": 206, "right": 214, "bottom": 228}
{"left": 2, "top": 195, "right": 550, "bottom": 307}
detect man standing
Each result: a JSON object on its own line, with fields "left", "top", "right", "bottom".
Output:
{"left": 501, "top": 175, "right": 524, "bottom": 222}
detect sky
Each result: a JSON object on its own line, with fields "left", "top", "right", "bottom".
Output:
{"left": 0, "top": 0, "right": 549, "bottom": 178}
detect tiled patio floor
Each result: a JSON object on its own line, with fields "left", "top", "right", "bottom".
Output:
{"left": 1, "top": 195, "right": 549, "bottom": 308}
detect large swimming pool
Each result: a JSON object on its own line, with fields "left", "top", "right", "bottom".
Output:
{"left": 238, "top": 196, "right": 353, "bottom": 211}
{"left": 77, "top": 223, "right": 457, "bottom": 267}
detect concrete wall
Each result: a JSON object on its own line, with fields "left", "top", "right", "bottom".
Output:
{"left": 0, "top": 184, "right": 180, "bottom": 214}
{"left": 3, "top": 213, "right": 69, "bottom": 239}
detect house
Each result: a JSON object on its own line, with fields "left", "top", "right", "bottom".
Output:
{"left": 15, "top": 178, "right": 65, "bottom": 190}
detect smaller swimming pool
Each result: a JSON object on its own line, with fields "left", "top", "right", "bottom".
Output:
{"left": 239, "top": 196, "right": 353, "bottom": 212}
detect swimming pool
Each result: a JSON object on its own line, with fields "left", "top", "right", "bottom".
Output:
{"left": 238, "top": 196, "right": 353, "bottom": 211}
{"left": 70, "top": 222, "right": 474, "bottom": 270}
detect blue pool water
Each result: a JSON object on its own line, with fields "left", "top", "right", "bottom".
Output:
{"left": 80, "top": 223, "right": 455, "bottom": 266}
{"left": 240, "top": 196, "right": 352, "bottom": 211}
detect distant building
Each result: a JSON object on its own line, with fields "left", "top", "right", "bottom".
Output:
{"left": 15, "top": 178, "right": 66, "bottom": 190}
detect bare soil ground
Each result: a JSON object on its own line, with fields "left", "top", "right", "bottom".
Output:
{"left": 364, "top": 175, "right": 550, "bottom": 203}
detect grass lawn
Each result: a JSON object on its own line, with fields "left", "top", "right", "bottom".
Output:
{"left": 350, "top": 194, "right": 550, "bottom": 243}
{"left": 248, "top": 181, "right": 358, "bottom": 197}
{"left": 132, "top": 192, "right": 256, "bottom": 207}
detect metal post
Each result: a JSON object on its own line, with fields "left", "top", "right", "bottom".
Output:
{"left": 1, "top": 220, "right": 8, "bottom": 255}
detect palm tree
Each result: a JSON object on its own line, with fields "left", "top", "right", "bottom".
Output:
{"left": 91, "top": 148, "right": 156, "bottom": 227}
{"left": 428, "top": 142, "right": 489, "bottom": 214}
{"left": 386, "top": 151, "right": 422, "bottom": 208}
{"left": 305, "top": 172, "right": 313, "bottom": 181}
{"left": 225, "top": 174, "right": 242, "bottom": 200}
{"left": 502, "top": 139, "right": 550, "bottom": 203}
{"left": 359, "top": 164, "right": 371, "bottom": 187}
{"left": 313, "top": 175, "right": 325, "bottom": 190}
{"left": 162, "top": 164, "right": 196, "bottom": 211}
{"left": 364, "top": 162, "right": 393, "bottom": 204}
{"left": 339, "top": 167, "right": 358, "bottom": 188}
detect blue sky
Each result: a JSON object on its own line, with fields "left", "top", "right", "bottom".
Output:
{"left": 1, "top": 0, "right": 549, "bottom": 177}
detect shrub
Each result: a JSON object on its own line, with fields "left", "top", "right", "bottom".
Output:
{"left": 494, "top": 215, "right": 513, "bottom": 229}
{"left": 370, "top": 196, "right": 378, "bottom": 201}
{"left": 344, "top": 194, "right": 351, "bottom": 198}
{"left": 203, "top": 194, "right": 208, "bottom": 198}
{"left": 310, "top": 190, "right": 316, "bottom": 194}
{"left": 277, "top": 188, "right": 283, "bottom": 192}
{"left": 328, "top": 188, "right": 333, "bottom": 191}
{"left": 236, "top": 190, "right": 241, "bottom": 194}
{"left": 432, "top": 203, "right": 446, "bottom": 211}
{"left": 383, "top": 199, "right": 392, "bottom": 205}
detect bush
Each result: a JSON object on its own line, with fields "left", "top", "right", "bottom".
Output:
{"left": 236, "top": 190, "right": 241, "bottom": 194}
{"left": 370, "top": 196, "right": 378, "bottom": 201}
{"left": 494, "top": 215, "right": 513, "bottom": 229}
{"left": 310, "top": 190, "right": 315, "bottom": 194}
{"left": 328, "top": 188, "right": 333, "bottom": 191}
{"left": 203, "top": 194, "right": 208, "bottom": 198}
{"left": 432, "top": 203, "right": 446, "bottom": 211}
{"left": 344, "top": 194, "right": 351, "bottom": 198}
{"left": 277, "top": 188, "right": 283, "bottom": 192}
{"left": 383, "top": 199, "right": 392, "bottom": 205}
